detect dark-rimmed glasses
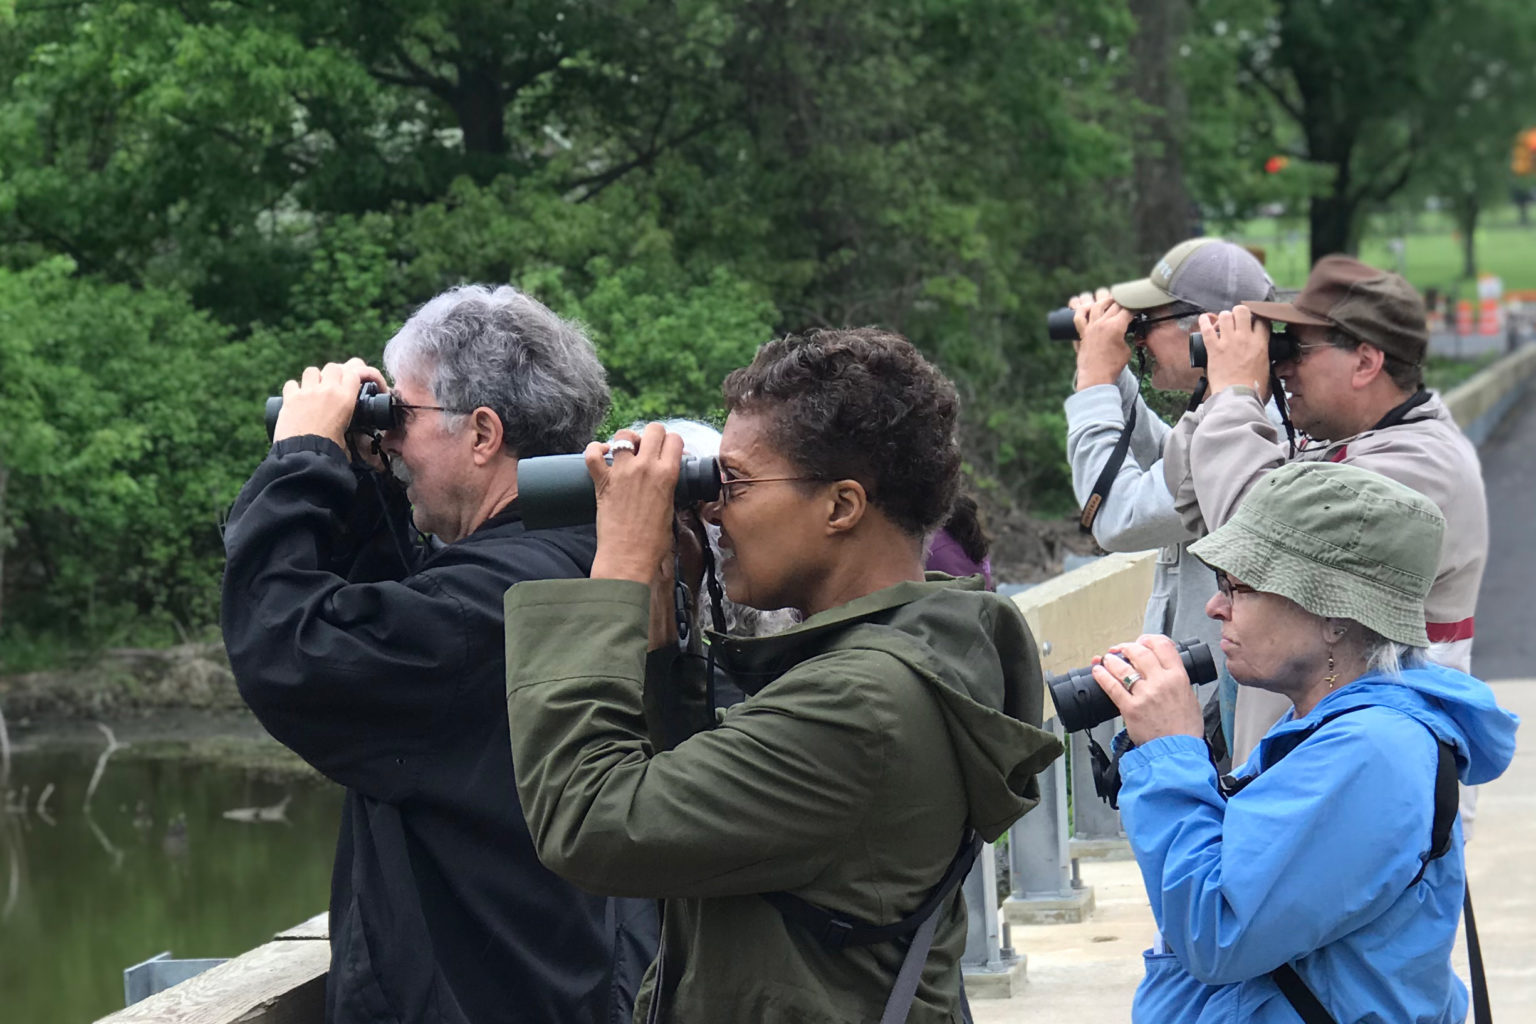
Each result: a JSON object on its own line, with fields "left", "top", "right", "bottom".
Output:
{"left": 1214, "top": 570, "right": 1258, "bottom": 601}
{"left": 717, "top": 466, "right": 822, "bottom": 505}
{"left": 389, "top": 400, "right": 468, "bottom": 431}
{"left": 1127, "top": 306, "right": 1202, "bottom": 342}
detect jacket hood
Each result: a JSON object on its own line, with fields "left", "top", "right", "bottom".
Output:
{"left": 710, "top": 575, "right": 1063, "bottom": 841}
{"left": 1268, "top": 662, "right": 1518, "bottom": 785}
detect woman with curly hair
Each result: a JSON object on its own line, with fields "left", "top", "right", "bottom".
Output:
{"left": 505, "top": 328, "right": 1062, "bottom": 1023}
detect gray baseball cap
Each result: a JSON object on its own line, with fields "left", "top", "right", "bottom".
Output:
{"left": 1189, "top": 462, "right": 1443, "bottom": 647}
{"left": 1110, "top": 237, "right": 1276, "bottom": 312}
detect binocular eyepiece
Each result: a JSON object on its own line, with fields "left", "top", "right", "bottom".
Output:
{"left": 517, "top": 453, "right": 722, "bottom": 530}
{"left": 1046, "top": 639, "right": 1216, "bottom": 734}
{"left": 265, "top": 382, "right": 399, "bottom": 440}
{"left": 1188, "top": 328, "right": 1296, "bottom": 369}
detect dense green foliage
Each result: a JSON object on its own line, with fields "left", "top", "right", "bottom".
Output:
{"left": 0, "top": 0, "right": 1146, "bottom": 655}
{"left": 1, "top": 0, "right": 1531, "bottom": 660}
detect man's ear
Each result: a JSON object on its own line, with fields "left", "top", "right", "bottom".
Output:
{"left": 1351, "top": 343, "right": 1387, "bottom": 389}
{"left": 469, "top": 407, "right": 506, "bottom": 465}
{"left": 825, "top": 479, "right": 868, "bottom": 536}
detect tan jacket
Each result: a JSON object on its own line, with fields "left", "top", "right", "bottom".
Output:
{"left": 1163, "top": 387, "right": 1488, "bottom": 762}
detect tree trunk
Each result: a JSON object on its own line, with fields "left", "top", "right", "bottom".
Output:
{"left": 451, "top": 64, "right": 508, "bottom": 160}
{"left": 1308, "top": 187, "right": 1360, "bottom": 262}
{"left": 1456, "top": 194, "right": 1480, "bottom": 280}
{"left": 1127, "top": 0, "right": 1195, "bottom": 264}
{"left": 0, "top": 462, "right": 8, "bottom": 644}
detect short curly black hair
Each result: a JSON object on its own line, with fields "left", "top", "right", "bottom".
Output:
{"left": 722, "top": 328, "right": 961, "bottom": 536}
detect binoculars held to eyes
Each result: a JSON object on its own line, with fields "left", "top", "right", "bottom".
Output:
{"left": 1046, "top": 639, "right": 1217, "bottom": 733}
{"left": 518, "top": 453, "right": 722, "bottom": 530}
{"left": 264, "top": 382, "right": 399, "bottom": 440}
{"left": 1188, "top": 326, "right": 1296, "bottom": 370}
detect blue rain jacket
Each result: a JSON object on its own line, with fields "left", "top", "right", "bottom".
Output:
{"left": 1118, "top": 663, "right": 1518, "bottom": 1023}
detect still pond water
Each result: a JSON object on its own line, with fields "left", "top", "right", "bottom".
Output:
{"left": 1, "top": 749, "right": 342, "bottom": 1023}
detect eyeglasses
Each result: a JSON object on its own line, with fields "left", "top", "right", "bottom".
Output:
{"left": 389, "top": 400, "right": 467, "bottom": 432}
{"left": 717, "top": 466, "right": 822, "bottom": 505}
{"left": 1127, "top": 307, "right": 1202, "bottom": 341}
{"left": 1214, "top": 570, "right": 1259, "bottom": 601}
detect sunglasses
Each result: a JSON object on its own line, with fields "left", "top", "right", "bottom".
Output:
{"left": 1126, "top": 305, "right": 1202, "bottom": 342}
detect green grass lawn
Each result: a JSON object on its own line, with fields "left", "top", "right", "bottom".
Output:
{"left": 1228, "top": 209, "right": 1536, "bottom": 298}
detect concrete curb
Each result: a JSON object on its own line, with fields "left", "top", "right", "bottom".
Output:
{"left": 1443, "top": 343, "right": 1536, "bottom": 446}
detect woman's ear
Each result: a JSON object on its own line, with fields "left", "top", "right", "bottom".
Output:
{"left": 1323, "top": 617, "right": 1349, "bottom": 643}
{"left": 825, "top": 479, "right": 868, "bottom": 535}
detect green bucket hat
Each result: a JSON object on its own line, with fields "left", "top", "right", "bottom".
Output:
{"left": 1188, "top": 463, "right": 1444, "bottom": 646}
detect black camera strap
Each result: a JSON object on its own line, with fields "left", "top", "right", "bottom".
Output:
{"left": 1078, "top": 344, "right": 1151, "bottom": 535}
{"left": 1078, "top": 400, "right": 1137, "bottom": 534}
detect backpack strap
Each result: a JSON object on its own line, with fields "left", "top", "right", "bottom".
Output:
{"left": 1270, "top": 963, "right": 1337, "bottom": 1024}
{"left": 762, "top": 830, "right": 981, "bottom": 950}
{"left": 1408, "top": 735, "right": 1460, "bottom": 886}
{"left": 1245, "top": 713, "right": 1487, "bottom": 1024}
{"left": 762, "top": 831, "right": 981, "bottom": 1024}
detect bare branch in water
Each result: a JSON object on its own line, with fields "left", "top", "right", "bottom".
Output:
{"left": 35, "top": 783, "right": 55, "bottom": 827}
{"left": 83, "top": 723, "right": 127, "bottom": 811}
{"left": 0, "top": 700, "right": 11, "bottom": 792}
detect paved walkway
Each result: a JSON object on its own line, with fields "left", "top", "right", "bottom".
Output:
{"left": 975, "top": 367, "right": 1536, "bottom": 1021}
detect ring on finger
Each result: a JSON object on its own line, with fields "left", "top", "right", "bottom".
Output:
{"left": 1122, "top": 670, "right": 1143, "bottom": 692}
{"left": 609, "top": 438, "right": 637, "bottom": 454}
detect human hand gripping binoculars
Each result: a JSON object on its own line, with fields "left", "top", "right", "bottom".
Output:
{"left": 1045, "top": 639, "right": 1216, "bottom": 733}
{"left": 264, "top": 382, "right": 399, "bottom": 439}
{"left": 1049, "top": 305, "right": 1297, "bottom": 371}
{"left": 516, "top": 453, "right": 722, "bottom": 529}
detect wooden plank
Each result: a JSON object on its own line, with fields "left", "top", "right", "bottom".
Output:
{"left": 94, "top": 939, "right": 329, "bottom": 1024}
{"left": 274, "top": 912, "right": 328, "bottom": 941}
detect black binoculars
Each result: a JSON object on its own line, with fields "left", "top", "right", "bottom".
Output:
{"left": 265, "top": 382, "right": 398, "bottom": 440}
{"left": 1046, "top": 639, "right": 1217, "bottom": 733}
{"left": 1046, "top": 306, "right": 1079, "bottom": 341}
{"left": 1188, "top": 324, "right": 1295, "bottom": 369}
{"left": 518, "top": 453, "right": 722, "bottom": 530}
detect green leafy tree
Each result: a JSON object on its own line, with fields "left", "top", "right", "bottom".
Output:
{"left": 1214, "top": 0, "right": 1536, "bottom": 261}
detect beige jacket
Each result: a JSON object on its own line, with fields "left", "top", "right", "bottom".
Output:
{"left": 1163, "top": 386, "right": 1488, "bottom": 763}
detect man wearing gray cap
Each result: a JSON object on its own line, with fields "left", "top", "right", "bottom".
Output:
{"left": 1065, "top": 237, "right": 1275, "bottom": 747}
{"left": 1164, "top": 255, "right": 1489, "bottom": 772}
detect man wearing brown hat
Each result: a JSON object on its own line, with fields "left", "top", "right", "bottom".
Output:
{"left": 1162, "top": 255, "right": 1489, "bottom": 768}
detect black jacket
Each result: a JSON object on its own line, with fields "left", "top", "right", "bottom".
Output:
{"left": 222, "top": 437, "right": 654, "bottom": 1023}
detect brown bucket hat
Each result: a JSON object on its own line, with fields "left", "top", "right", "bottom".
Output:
{"left": 1245, "top": 255, "right": 1429, "bottom": 366}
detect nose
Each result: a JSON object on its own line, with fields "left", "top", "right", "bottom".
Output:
{"left": 379, "top": 427, "right": 403, "bottom": 455}
{"left": 700, "top": 496, "right": 724, "bottom": 527}
{"left": 1205, "top": 591, "right": 1232, "bottom": 621}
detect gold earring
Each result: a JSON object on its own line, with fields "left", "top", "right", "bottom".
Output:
{"left": 1324, "top": 650, "right": 1338, "bottom": 688}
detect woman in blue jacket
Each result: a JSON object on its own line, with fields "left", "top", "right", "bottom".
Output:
{"left": 1089, "top": 462, "right": 1518, "bottom": 1023}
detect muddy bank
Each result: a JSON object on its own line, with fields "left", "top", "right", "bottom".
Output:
{"left": 0, "top": 644, "right": 320, "bottom": 782}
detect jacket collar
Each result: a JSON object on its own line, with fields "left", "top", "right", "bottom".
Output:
{"left": 708, "top": 574, "right": 986, "bottom": 681}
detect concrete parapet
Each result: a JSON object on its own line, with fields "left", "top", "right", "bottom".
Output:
{"left": 1443, "top": 343, "right": 1536, "bottom": 446}
{"left": 1009, "top": 552, "right": 1156, "bottom": 705}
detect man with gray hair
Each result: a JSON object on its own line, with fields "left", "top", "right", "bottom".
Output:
{"left": 222, "top": 285, "right": 650, "bottom": 1023}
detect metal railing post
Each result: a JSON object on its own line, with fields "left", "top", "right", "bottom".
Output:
{"left": 1002, "top": 718, "right": 1094, "bottom": 924}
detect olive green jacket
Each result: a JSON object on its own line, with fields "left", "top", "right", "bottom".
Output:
{"left": 505, "top": 574, "right": 1062, "bottom": 1023}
